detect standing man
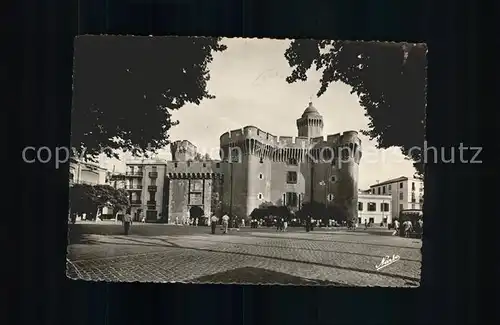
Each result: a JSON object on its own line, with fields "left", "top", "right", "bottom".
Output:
{"left": 417, "top": 218, "right": 423, "bottom": 236}
{"left": 123, "top": 209, "right": 133, "bottom": 235}
{"left": 393, "top": 219, "right": 400, "bottom": 236}
{"left": 221, "top": 213, "right": 229, "bottom": 234}
{"left": 210, "top": 214, "right": 218, "bottom": 234}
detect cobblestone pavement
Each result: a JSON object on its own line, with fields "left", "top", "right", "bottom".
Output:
{"left": 67, "top": 231, "right": 421, "bottom": 287}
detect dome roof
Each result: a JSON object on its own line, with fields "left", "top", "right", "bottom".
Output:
{"left": 302, "top": 102, "right": 322, "bottom": 117}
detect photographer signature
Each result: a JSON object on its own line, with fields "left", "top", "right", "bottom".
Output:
{"left": 375, "top": 254, "right": 400, "bottom": 271}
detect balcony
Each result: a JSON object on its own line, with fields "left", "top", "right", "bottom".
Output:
{"left": 147, "top": 200, "right": 156, "bottom": 206}
{"left": 130, "top": 199, "right": 142, "bottom": 205}
{"left": 149, "top": 171, "right": 158, "bottom": 178}
{"left": 125, "top": 171, "right": 143, "bottom": 177}
{"left": 125, "top": 184, "right": 143, "bottom": 190}
{"left": 148, "top": 185, "right": 157, "bottom": 191}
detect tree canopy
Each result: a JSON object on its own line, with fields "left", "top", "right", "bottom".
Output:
{"left": 284, "top": 40, "right": 427, "bottom": 177}
{"left": 69, "top": 184, "right": 130, "bottom": 215}
{"left": 72, "top": 36, "right": 227, "bottom": 161}
{"left": 250, "top": 202, "right": 291, "bottom": 220}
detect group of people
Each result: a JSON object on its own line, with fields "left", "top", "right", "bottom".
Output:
{"left": 393, "top": 218, "right": 423, "bottom": 238}
{"left": 210, "top": 213, "right": 231, "bottom": 234}
{"left": 275, "top": 217, "right": 288, "bottom": 232}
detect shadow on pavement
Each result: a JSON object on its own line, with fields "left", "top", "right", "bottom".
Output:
{"left": 68, "top": 237, "right": 420, "bottom": 283}
{"left": 246, "top": 234, "right": 421, "bottom": 250}
{"left": 191, "top": 267, "right": 349, "bottom": 286}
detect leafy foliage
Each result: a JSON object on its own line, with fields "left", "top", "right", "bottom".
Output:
{"left": 72, "top": 36, "right": 227, "bottom": 161}
{"left": 284, "top": 40, "right": 427, "bottom": 177}
{"left": 250, "top": 202, "right": 291, "bottom": 220}
{"left": 296, "top": 201, "right": 348, "bottom": 224}
{"left": 69, "top": 184, "right": 130, "bottom": 215}
{"left": 210, "top": 190, "right": 222, "bottom": 216}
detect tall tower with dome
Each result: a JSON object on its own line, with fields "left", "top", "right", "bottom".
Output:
{"left": 296, "top": 102, "right": 324, "bottom": 138}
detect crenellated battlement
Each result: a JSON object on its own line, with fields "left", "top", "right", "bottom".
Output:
{"left": 220, "top": 127, "right": 361, "bottom": 153}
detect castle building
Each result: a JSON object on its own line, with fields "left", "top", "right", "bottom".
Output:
{"left": 123, "top": 102, "right": 362, "bottom": 223}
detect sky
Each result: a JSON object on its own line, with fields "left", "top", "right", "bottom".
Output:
{"left": 97, "top": 37, "right": 417, "bottom": 189}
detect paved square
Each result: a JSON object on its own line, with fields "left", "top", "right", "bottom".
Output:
{"left": 66, "top": 225, "right": 421, "bottom": 286}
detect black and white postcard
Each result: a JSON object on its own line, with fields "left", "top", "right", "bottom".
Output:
{"left": 67, "top": 36, "right": 427, "bottom": 286}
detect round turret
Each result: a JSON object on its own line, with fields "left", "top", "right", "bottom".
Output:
{"left": 297, "top": 102, "right": 324, "bottom": 138}
{"left": 301, "top": 102, "right": 322, "bottom": 117}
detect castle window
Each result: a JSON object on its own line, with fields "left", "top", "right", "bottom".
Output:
{"left": 399, "top": 182, "right": 403, "bottom": 188}
{"left": 377, "top": 187, "right": 381, "bottom": 195}
{"left": 367, "top": 202, "right": 377, "bottom": 212}
{"left": 388, "top": 184, "right": 392, "bottom": 190}
{"left": 286, "top": 171, "right": 297, "bottom": 184}
{"left": 259, "top": 173, "right": 263, "bottom": 180}
{"left": 230, "top": 148, "right": 240, "bottom": 163}
{"left": 259, "top": 157, "right": 264, "bottom": 163}
{"left": 341, "top": 148, "right": 350, "bottom": 160}
{"left": 216, "top": 163, "right": 220, "bottom": 168}
{"left": 287, "top": 158, "right": 298, "bottom": 165}
{"left": 358, "top": 202, "right": 363, "bottom": 211}
{"left": 412, "top": 182, "right": 415, "bottom": 190}
{"left": 399, "top": 192, "right": 404, "bottom": 200}
{"left": 382, "top": 186, "right": 386, "bottom": 194}
{"left": 203, "top": 163, "right": 206, "bottom": 167}
{"left": 174, "top": 163, "right": 178, "bottom": 168}
{"left": 327, "top": 194, "right": 334, "bottom": 201}
{"left": 330, "top": 176, "right": 336, "bottom": 183}
{"left": 258, "top": 193, "right": 263, "bottom": 200}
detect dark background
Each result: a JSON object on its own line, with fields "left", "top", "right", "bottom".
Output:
{"left": 15, "top": 0, "right": 489, "bottom": 324}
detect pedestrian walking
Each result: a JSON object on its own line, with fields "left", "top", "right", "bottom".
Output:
{"left": 393, "top": 219, "right": 400, "bottom": 236}
{"left": 403, "top": 220, "right": 412, "bottom": 237}
{"left": 417, "top": 218, "right": 423, "bottom": 238}
{"left": 140, "top": 211, "right": 146, "bottom": 223}
{"left": 283, "top": 218, "right": 288, "bottom": 232}
{"left": 123, "top": 209, "right": 133, "bottom": 235}
{"left": 222, "top": 213, "right": 229, "bottom": 234}
{"left": 305, "top": 215, "right": 311, "bottom": 232}
{"left": 210, "top": 215, "right": 218, "bottom": 234}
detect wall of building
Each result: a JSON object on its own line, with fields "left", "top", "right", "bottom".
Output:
{"left": 69, "top": 161, "right": 108, "bottom": 185}
{"left": 168, "top": 178, "right": 189, "bottom": 223}
{"left": 358, "top": 194, "right": 392, "bottom": 225}
{"left": 370, "top": 177, "right": 424, "bottom": 219}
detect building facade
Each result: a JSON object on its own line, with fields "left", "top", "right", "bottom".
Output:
{"left": 369, "top": 176, "right": 424, "bottom": 219}
{"left": 357, "top": 192, "right": 392, "bottom": 225}
{"left": 123, "top": 103, "right": 362, "bottom": 223}
{"left": 69, "top": 158, "right": 108, "bottom": 186}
